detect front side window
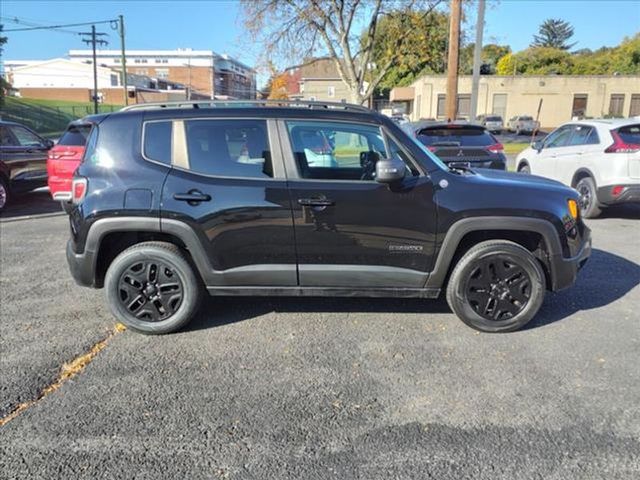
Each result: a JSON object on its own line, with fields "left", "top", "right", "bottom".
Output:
{"left": 184, "top": 119, "right": 272, "bottom": 178}
{"left": 143, "top": 121, "right": 172, "bottom": 165}
{"left": 287, "top": 120, "right": 415, "bottom": 181}
{"left": 10, "top": 126, "right": 43, "bottom": 147}
{"left": 544, "top": 126, "right": 573, "bottom": 149}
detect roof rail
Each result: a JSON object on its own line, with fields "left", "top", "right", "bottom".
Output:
{"left": 119, "top": 99, "right": 372, "bottom": 113}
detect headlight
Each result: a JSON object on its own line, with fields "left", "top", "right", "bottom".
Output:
{"left": 568, "top": 199, "right": 579, "bottom": 219}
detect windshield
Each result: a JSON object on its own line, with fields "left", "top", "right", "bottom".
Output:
{"left": 520, "top": 116, "right": 534, "bottom": 121}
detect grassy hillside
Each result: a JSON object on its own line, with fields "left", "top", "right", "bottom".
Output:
{"left": 1, "top": 98, "right": 122, "bottom": 137}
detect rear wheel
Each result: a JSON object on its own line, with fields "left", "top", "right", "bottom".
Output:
{"left": 576, "top": 177, "right": 602, "bottom": 219}
{"left": 104, "top": 241, "right": 202, "bottom": 334}
{"left": 0, "top": 177, "right": 9, "bottom": 212}
{"left": 446, "top": 240, "right": 546, "bottom": 333}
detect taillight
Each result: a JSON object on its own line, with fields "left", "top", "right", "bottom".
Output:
{"left": 611, "top": 185, "right": 624, "bottom": 197}
{"left": 487, "top": 143, "right": 504, "bottom": 154}
{"left": 72, "top": 177, "right": 87, "bottom": 204}
{"left": 427, "top": 146, "right": 437, "bottom": 152}
{"left": 605, "top": 130, "right": 640, "bottom": 154}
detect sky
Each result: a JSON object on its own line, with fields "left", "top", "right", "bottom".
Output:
{"left": 2, "top": 0, "right": 639, "bottom": 85}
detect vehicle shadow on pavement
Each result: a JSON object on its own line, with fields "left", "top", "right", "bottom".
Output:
{"left": 528, "top": 248, "right": 640, "bottom": 329}
{"left": 188, "top": 248, "right": 638, "bottom": 333}
{"left": 0, "top": 191, "right": 64, "bottom": 219}
{"left": 595, "top": 204, "right": 640, "bottom": 220}
{"left": 186, "top": 296, "right": 452, "bottom": 332}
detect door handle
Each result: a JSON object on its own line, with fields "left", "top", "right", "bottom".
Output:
{"left": 174, "top": 190, "right": 211, "bottom": 204}
{"left": 297, "top": 198, "right": 335, "bottom": 207}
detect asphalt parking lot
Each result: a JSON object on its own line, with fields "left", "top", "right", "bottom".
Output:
{"left": 1, "top": 196, "right": 639, "bottom": 479}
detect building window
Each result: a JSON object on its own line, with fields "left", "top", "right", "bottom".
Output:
{"left": 630, "top": 94, "right": 640, "bottom": 117}
{"left": 141, "top": 59, "right": 148, "bottom": 64}
{"left": 156, "top": 68, "right": 169, "bottom": 80}
{"left": 134, "top": 59, "right": 141, "bottom": 64}
{"left": 609, "top": 94, "right": 625, "bottom": 117}
{"left": 327, "top": 86, "right": 335, "bottom": 98}
{"left": 436, "top": 94, "right": 446, "bottom": 118}
{"left": 113, "top": 58, "right": 121, "bottom": 63}
{"left": 457, "top": 95, "right": 471, "bottom": 119}
{"left": 110, "top": 74, "right": 118, "bottom": 86}
{"left": 571, "top": 94, "right": 588, "bottom": 118}
{"left": 162, "top": 59, "right": 168, "bottom": 64}
{"left": 136, "top": 69, "right": 148, "bottom": 75}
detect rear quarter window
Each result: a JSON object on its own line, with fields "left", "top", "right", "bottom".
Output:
{"left": 143, "top": 121, "right": 172, "bottom": 165}
{"left": 58, "top": 125, "right": 91, "bottom": 146}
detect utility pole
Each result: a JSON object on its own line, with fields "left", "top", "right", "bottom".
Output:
{"left": 445, "top": 0, "right": 462, "bottom": 121}
{"left": 79, "top": 26, "right": 108, "bottom": 114}
{"left": 469, "top": 0, "right": 486, "bottom": 122}
{"left": 119, "top": 15, "right": 128, "bottom": 106}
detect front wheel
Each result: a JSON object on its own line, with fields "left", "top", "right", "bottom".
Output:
{"left": 518, "top": 163, "right": 531, "bottom": 174}
{"left": 576, "top": 177, "right": 602, "bottom": 219}
{"left": 446, "top": 240, "right": 546, "bottom": 333}
{"left": 104, "top": 241, "right": 202, "bottom": 334}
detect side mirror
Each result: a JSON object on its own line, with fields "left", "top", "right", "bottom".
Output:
{"left": 532, "top": 140, "right": 543, "bottom": 152}
{"left": 43, "top": 139, "right": 55, "bottom": 149}
{"left": 375, "top": 158, "right": 405, "bottom": 184}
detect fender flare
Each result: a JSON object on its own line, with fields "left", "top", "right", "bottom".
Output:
{"left": 571, "top": 168, "right": 597, "bottom": 188}
{"left": 424, "top": 216, "right": 563, "bottom": 289}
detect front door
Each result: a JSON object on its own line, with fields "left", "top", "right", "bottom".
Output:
{"left": 160, "top": 118, "right": 297, "bottom": 286}
{"left": 280, "top": 119, "right": 437, "bottom": 288}
{"left": 0, "top": 124, "right": 49, "bottom": 192}
{"left": 532, "top": 125, "right": 573, "bottom": 179}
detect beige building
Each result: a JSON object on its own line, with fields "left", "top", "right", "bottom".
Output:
{"left": 289, "top": 58, "right": 354, "bottom": 103}
{"left": 391, "top": 75, "right": 640, "bottom": 129}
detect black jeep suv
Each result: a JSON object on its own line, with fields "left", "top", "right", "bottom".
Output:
{"left": 66, "top": 101, "right": 591, "bottom": 334}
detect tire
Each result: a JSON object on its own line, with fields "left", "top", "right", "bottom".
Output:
{"left": 518, "top": 163, "right": 531, "bottom": 174}
{"left": 446, "top": 240, "right": 546, "bottom": 333}
{"left": 575, "top": 177, "right": 602, "bottom": 219}
{"left": 0, "top": 177, "right": 9, "bottom": 212}
{"left": 104, "top": 241, "right": 202, "bottom": 334}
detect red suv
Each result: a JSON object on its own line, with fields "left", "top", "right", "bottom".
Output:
{"left": 47, "top": 120, "right": 92, "bottom": 201}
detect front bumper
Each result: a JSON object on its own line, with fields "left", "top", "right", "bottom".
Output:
{"left": 549, "top": 226, "right": 592, "bottom": 291}
{"left": 66, "top": 240, "right": 96, "bottom": 288}
{"left": 597, "top": 185, "right": 640, "bottom": 205}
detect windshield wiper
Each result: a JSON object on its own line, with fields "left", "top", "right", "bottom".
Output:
{"left": 447, "top": 161, "right": 474, "bottom": 174}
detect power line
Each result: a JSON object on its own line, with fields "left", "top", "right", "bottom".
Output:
{"left": 2, "top": 18, "right": 118, "bottom": 33}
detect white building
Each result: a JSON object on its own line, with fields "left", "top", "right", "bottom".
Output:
{"left": 9, "top": 58, "right": 121, "bottom": 89}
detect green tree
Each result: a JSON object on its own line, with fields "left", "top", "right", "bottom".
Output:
{"left": 459, "top": 43, "right": 511, "bottom": 74}
{"left": 0, "top": 25, "right": 8, "bottom": 108}
{"left": 531, "top": 18, "right": 576, "bottom": 50}
{"left": 240, "top": 0, "right": 443, "bottom": 104}
{"left": 368, "top": 10, "right": 449, "bottom": 96}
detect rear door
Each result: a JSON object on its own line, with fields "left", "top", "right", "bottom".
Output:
{"left": 280, "top": 118, "right": 437, "bottom": 288}
{"left": 159, "top": 117, "right": 297, "bottom": 287}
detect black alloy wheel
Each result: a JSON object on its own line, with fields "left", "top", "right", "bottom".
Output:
{"left": 117, "top": 260, "right": 183, "bottom": 322}
{"left": 464, "top": 255, "right": 531, "bottom": 321}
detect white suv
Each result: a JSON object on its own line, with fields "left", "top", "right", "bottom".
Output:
{"left": 516, "top": 119, "right": 640, "bottom": 218}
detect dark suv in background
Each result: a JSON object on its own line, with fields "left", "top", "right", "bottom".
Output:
{"left": 0, "top": 120, "right": 53, "bottom": 212}
{"left": 403, "top": 122, "right": 507, "bottom": 170}
{"left": 66, "top": 101, "right": 590, "bottom": 335}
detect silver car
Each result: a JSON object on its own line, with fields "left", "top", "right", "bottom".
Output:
{"left": 477, "top": 115, "right": 503, "bottom": 134}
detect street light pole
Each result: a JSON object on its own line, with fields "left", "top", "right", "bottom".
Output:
{"left": 80, "top": 25, "right": 108, "bottom": 114}
{"left": 469, "top": 0, "right": 486, "bottom": 122}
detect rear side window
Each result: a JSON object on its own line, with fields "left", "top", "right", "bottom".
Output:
{"left": 616, "top": 125, "right": 640, "bottom": 144}
{"left": 417, "top": 128, "right": 495, "bottom": 147}
{"left": 143, "top": 121, "right": 172, "bottom": 165}
{"left": 58, "top": 125, "right": 91, "bottom": 146}
{"left": 82, "top": 126, "right": 99, "bottom": 164}
{"left": 568, "top": 125, "right": 599, "bottom": 146}
{"left": 184, "top": 119, "right": 272, "bottom": 178}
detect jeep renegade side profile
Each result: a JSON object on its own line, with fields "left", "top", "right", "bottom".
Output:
{"left": 66, "top": 101, "right": 591, "bottom": 334}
